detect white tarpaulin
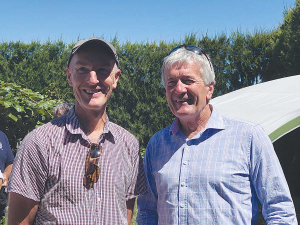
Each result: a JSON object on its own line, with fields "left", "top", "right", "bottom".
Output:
{"left": 211, "top": 75, "right": 300, "bottom": 142}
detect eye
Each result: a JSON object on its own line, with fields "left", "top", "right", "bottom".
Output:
{"left": 167, "top": 80, "right": 177, "bottom": 87}
{"left": 77, "top": 67, "right": 89, "bottom": 73}
{"left": 182, "top": 79, "right": 194, "bottom": 85}
{"left": 96, "top": 68, "right": 111, "bottom": 78}
{"left": 97, "top": 68, "right": 110, "bottom": 74}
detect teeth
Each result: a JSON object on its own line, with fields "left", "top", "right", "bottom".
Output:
{"left": 85, "top": 90, "right": 100, "bottom": 94}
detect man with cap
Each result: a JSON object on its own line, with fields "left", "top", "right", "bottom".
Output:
{"left": 7, "top": 37, "right": 147, "bottom": 225}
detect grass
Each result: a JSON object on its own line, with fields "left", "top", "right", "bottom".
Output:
{"left": 0, "top": 216, "right": 6, "bottom": 225}
{"left": 131, "top": 201, "right": 138, "bottom": 225}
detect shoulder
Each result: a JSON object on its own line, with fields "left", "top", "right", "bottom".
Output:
{"left": 0, "top": 131, "right": 8, "bottom": 140}
{"left": 220, "top": 114, "right": 262, "bottom": 135}
{"left": 33, "top": 117, "right": 66, "bottom": 136}
{"left": 151, "top": 126, "right": 171, "bottom": 141}
{"left": 20, "top": 117, "right": 67, "bottom": 150}
{"left": 0, "top": 130, "right": 12, "bottom": 153}
{"left": 210, "top": 110, "right": 270, "bottom": 147}
{"left": 218, "top": 114, "right": 271, "bottom": 150}
{"left": 219, "top": 112, "right": 254, "bottom": 126}
{"left": 145, "top": 125, "right": 172, "bottom": 151}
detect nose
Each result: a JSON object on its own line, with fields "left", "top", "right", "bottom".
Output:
{"left": 88, "top": 71, "right": 99, "bottom": 84}
{"left": 175, "top": 80, "right": 186, "bottom": 93}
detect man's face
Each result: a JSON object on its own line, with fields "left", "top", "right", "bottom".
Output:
{"left": 164, "top": 61, "right": 214, "bottom": 121}
{"left": 66, "top": 46, "right": 120, "bottom": 113}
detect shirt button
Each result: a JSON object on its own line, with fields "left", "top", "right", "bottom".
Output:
{"left": 97, "top": 198, "right": 100, "bottom": 202}
{"left": 181, "top": 182, "right": 185, "bottom": 187}
{"left": 183, "top": 161, "right": 187, "bottom": 165}
{"left": 180, "top": 204, "right": 184, "bottom": 208}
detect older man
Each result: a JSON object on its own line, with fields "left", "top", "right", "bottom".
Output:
{"left": 7, "top": 37, "right": 147, "bottom": 225}
{"left": 137, "top": 45, "right": 297, "bottom": 224}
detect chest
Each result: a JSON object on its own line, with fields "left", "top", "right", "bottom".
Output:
{"left": 44, "top": 138, "right": 134, "bottom": 202}
{"left": 152, "top": 134, "right": 250, "bottom": 194}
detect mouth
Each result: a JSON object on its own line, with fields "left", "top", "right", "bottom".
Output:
{"left": 175, "top": 99, "right": 191, "bottom": 103}
{"left": 84, "top": 89, "right": 103, "bottom": 94}
{"left": 173, "top": 97, "right": 195, "bottom": 105}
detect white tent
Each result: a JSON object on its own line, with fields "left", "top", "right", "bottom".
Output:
{"left": 211, "top": 75, "right": 300, "bottom": 142}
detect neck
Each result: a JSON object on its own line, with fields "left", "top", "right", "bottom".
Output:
{"left": 75, "top": 104, "right": 107, "bottom": 143}
{"left": 179, "top": 104, "right": 212, "bottom": 139}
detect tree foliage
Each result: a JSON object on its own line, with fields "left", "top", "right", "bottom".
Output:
{"left": 263, "top": 0, "right": 300, "bottom": 81}
{"left": 108, "top": 41, "right": 173, "bottom": 150}
{"left": 0, "top": 1, "right": 299, "bottom": 153}
{"left": 0, "top": 81, "right": 61, "bottom": 152}
{"left": 0, "top": 40, "right": 73, "bottom": 100}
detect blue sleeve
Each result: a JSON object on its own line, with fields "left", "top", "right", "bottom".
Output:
{"left": 136, "top": 140, "right": 158, "bottom": 225}
{"left": 0, "top": 131, "right": 14, "bottom": 172}
{"left": 4, "top": 135, "right": 14, "bottom": 165}
{"left": 249, "top": 125, "right": 297, "bottom": 224}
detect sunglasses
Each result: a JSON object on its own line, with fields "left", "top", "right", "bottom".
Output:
{"left": 167, "top": 44, "right": 213, "bottom": 70}
{"left": 83, "top": 143, "right": 102, "bottom": 189}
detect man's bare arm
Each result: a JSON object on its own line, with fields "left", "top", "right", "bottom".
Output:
{"left": 7, "top": 192, "right": 39, "bottom": 225}
{"left": 126, "top": 198, "right": 136, "bottom": 225}
{"left": 2, "top": 163, "right": 13, "bottom": 186}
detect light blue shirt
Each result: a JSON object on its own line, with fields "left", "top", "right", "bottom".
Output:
{"left": 137, "top": 107, "right": 297, "bottom": 224}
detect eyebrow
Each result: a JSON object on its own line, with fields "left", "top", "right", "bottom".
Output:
{"left": 74, "top": 60, "right": 88, "bottom": 66}
{"left": 167, "top": 75, "right": 195, "bottom": 80}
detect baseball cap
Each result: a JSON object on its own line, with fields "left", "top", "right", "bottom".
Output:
{"left": 67, "top": 36, "right": 119, "bottom": 67}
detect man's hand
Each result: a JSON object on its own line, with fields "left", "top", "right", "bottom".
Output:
{"left": 2, "top": 164, "right": 13, "bottom": 187}
{"left": 2, "top": 174, "right": 8, "bottom": 187}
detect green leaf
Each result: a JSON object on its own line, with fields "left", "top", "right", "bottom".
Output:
{"left": 8, "top": 113, "right": 18, "bottom": 122}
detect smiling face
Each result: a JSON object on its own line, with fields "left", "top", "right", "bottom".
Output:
{"left": 164, "top": 60, "right": 214, "bottom": 122}
{"left": 66, "top": 45, "right": 120, "bottom": 114}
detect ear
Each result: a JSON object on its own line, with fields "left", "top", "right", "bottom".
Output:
{"left": 112, "top": 68, "right": 121, "bottom": 89}
{"left": 66, "top": 67, "right": 73, "bottom": 87}
{"left": 206, "top": 81, "right": 215, "bottom": 101}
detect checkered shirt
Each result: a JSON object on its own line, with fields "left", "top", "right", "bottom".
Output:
{"left": 8, "top": 107, "right": 147, "bottom": 224}
{"left": 137, "top": 106, "right": 297, "bottom": 224}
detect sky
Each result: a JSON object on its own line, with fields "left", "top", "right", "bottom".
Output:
{"left": 0, "top": 0, "right": 297, "bottom": 45}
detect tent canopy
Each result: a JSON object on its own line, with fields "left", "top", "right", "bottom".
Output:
{"left": 211, "top": 75, "right": 300, "bottom": 142}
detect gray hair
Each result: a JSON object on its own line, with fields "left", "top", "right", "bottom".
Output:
{"left": 161, "top": 48, "right": 215, "bottom": 87}
{"left": 53, "top": 102, "right": 74, "bottom": 118}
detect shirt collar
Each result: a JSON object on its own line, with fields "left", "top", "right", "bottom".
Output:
{"left": 65, "top": 107, "right": 115, "bottom": 142}
{"left": 65, "top": 107, "right": 82, "bottom": 135}
{"left": 169, "top": 104, "right": 226, "bottom": 136}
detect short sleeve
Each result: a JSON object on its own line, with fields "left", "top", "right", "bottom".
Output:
{"left": 7, "top": 129, "right": 49, "bottom": 202}
{"left": 126, "top": 141, "right": 147, "bottom": 200}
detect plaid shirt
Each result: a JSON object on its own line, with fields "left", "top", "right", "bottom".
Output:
{"left": 137, "top": 106, "right": 297, "bottom": 225}
{"left": 8, "top": 108, "right": 147, "bottom": 224}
